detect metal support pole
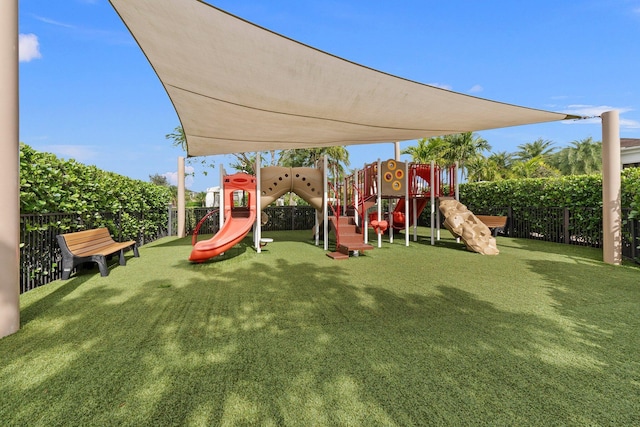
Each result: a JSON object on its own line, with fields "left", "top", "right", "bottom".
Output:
{"left": 455, "top": 161, "right": 460, "bottom": 201}
{"left": 323, "top": 156, "right": 329, "bottom": 251}
{"left": 602, "top": 111, "right": 622, "bottom": 265}
{"left": 430, "top": 161, "right": 435, "bottom": 246}
{"left": 354, "top": 171, "right": 359, "bottom": 228}
{"left": 0, "top": 0, "right": 20, "bottom": 338}
{"left": 219, "top": 164, "right": 226, "bottom": 230}
{"left": 389, "top": 199, "right": 394, "bottom": 244}
{"left": 255, "top": 152, "right": 262, "bottom": 253}
{"left": 412, "top": 198, "right": 418, "bottom": 242}
{"left": 342, "top": 176, "right": 347, "bottom": 212}
{"left": 405, "top": 161, "right": 409, "bottom": 246}
{"left": 177, "top": 157, "right": 186, "bottom": 238}
{"left": 377, "top": 159, "right": 382, "bottom": 248}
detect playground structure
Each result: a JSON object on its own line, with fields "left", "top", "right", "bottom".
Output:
{"left": 189, "top": 156, "right": 499, "bottom": 263}
{"left": 342, "top": 160, "right": 455, "bottom": 244}
{"left": 339, "top": 160, "right": 499, "bottom": 255}
{"left": 189, "top": 164, "right": 325, "bottom": 262}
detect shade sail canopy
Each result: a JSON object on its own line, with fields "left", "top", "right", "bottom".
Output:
{"left": 109, "top": 0, "right": 579, "bottom": 157}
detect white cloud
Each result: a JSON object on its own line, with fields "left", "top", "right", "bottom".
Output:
{"left": 563, "top": 104, "right": 632, "bottom": 117}
{"left": 468, "top": 84, "right": 483, "bottom": 94}
{"left": 19, "top": 33, "right": 42, "bottom": 62}
{"left": 560, "top": 104, "right": 640, "bottom": 129}
{"left": 428, "top": 82, "right": 453, "bottom": 91}
{"left": 163, "top": 166, "right": 195, "bottom": 188}
{"left": 620, "top": 118, "right": 640, "bottom": 129}
{"left": 42, "top": 145, "right": 98, "bottom": 162}
{"left": 33, "top": 15, "right": 75, "bottom": 28}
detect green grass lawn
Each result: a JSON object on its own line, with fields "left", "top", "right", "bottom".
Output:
{"left": 1, "top": 229, "right": 639, "bottom": 426}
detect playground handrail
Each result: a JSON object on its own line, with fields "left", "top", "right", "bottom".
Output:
{"left": 191, "top": 208, "right": 220, "bottom": 246}
{"left": 348, "top": 180, "right": 368, "bottom": 228}
{"left": 327, "top": 180, "right": 341, "bottom": 248}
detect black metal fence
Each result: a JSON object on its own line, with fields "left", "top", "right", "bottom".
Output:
{"left": 20, "top": 209, "right": 169, "bottom": 294}
{"left": 459, "top": 205, "right": 639, "bottom": 261}
{"left": 20, "top": 205, "right": 639, "bottom": 294}
{"left": 263, "top": 206, "right": 317, "bottom": 231}
{"left": 168, "top": 206, "right": 317, "bottom": 235}
{"left": 21, "top": 206, "right": 318, "bottom": 294}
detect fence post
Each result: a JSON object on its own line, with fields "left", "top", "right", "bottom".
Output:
{"left": 507, "top": 206, "right": 514, "bottom": 237}
{"left": 563, "top": 208, "right": 570, "bottom": 244}
{"left": 140, "top": 208, "right": 145, "bottom": 246}
{"left": 632, "top": 218, "right": 638, "bottom": 261}
{"left": 292, "top": 206, "right": 296, "bottom": 230}
{"left": 118, "top": 209, "right": 123, "bottom": 241}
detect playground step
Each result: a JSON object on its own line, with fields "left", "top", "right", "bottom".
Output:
{"left": 337, "top": 243, "right": 374, "bottom": 255}
{"left": 326, "top": 251, "right": 349, "bottom": 260}
{"left": 339, "top": 234, "right": 365, "bottom": 243}
{"left": 334, "top": 216, "right": 356, "bottom": 225}
{"left": 328, "top": 215, "right": 371, "bottom": 259}
{"left": 329, "top": 217, "right": 363, "bottom": 235}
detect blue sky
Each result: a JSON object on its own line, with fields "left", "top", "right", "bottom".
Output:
{"left": 19, "top": 0, "right": 640, "bottom": 192}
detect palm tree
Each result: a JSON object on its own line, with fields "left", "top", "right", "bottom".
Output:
{"left": 165, "top": 125, "right": 216, "bottom": 175}
{"left": 442, "top": 132, "right": 491, "bottom": 179}
{"left": 229, "top": 152, "right": 261, "bottom": 175}
{"left": 401, "top": 137, "right": 448, "bottom": 165}
{"left": 551, "top": 137, "right": 602, "bottom": 175}
{"left": 279, "top": 147, "right": 350, "bottom": 180}
{"left": 514, "top": 138, "right": 556, "bottom": 162}
{"left": 466, "top": 156, "right": 503, "bottom": 182}
{"left": 165, "top": 126, "right": 186, "bottom": 150}
{"left": 511, "top": 157, "right": 560, "bottom": 179}
{"left": 488, "top": 151, "right": 515, "bottom": 179}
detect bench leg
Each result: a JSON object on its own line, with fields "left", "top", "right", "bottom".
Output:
{"left": 119, "top": 249, "right": 127, "bottom": 266}
{"left": 94, "top": 255, "right": 109, "bottom": 277}
{"left": 132, "top": 244, "right": 139, "bottom": 258}
{"left": 61, "top": 267, "right": 72, "bottom": 280}
{"left": 60, "top": 256, "right": 74, "bottom": 280}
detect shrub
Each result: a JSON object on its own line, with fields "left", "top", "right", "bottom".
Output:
{"left": 20, "top": 143, "right": 172, "bottom": 238}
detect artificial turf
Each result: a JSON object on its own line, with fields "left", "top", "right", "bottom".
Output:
{"left": 1, "top": 229, "right": 639, "bottom": 426}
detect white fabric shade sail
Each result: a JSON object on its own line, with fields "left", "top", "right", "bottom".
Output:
{"left": 109, "top": 0, "right": 580, "bottom": 157}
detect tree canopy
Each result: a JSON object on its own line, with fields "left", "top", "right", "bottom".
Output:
{"left": 401, "top": 134, "right": 604, "bottom": 182}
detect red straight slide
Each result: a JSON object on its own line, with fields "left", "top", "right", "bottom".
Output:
{"left": 189, "top": 173, "right": 257, "bottom": 263}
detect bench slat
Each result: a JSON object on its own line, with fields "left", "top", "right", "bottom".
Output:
{"left": 73, "top": 242, "right": 135, "bottom": 257}
{"left": 476, "top": 215, "right": 507, "bottom": 228}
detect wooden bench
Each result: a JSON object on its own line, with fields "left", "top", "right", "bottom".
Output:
{"left": 475, "top": 215, "right": 508, "bottom": 236}
{"left": 56, "top": 228, "right": 139, "bottom": 280}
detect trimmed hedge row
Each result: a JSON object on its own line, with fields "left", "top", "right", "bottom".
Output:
{"left": 20, "top": 143, "right": 172, "bottom": 239}
{"left": 459, "top": 170, "right": 640, "bottom": 213}
{"left": 457, "top": 172, "right": 640, "bottom": 249}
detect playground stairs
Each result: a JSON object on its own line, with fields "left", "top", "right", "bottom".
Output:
{"left": 327, "top": 215, "right": 374, "bottom": 260}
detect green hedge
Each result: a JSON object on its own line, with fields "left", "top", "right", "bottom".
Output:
{"left": 456, "top": 172, "right": 640, "bottom": 246}
{"left": 20, "top": 143, "right": 172, "bottom": 239}
{"left": 621, "top": 167, "right": 640, "bottom": 219}
{"left": 459, "top": 171, "right": 640, "bottom": 212}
